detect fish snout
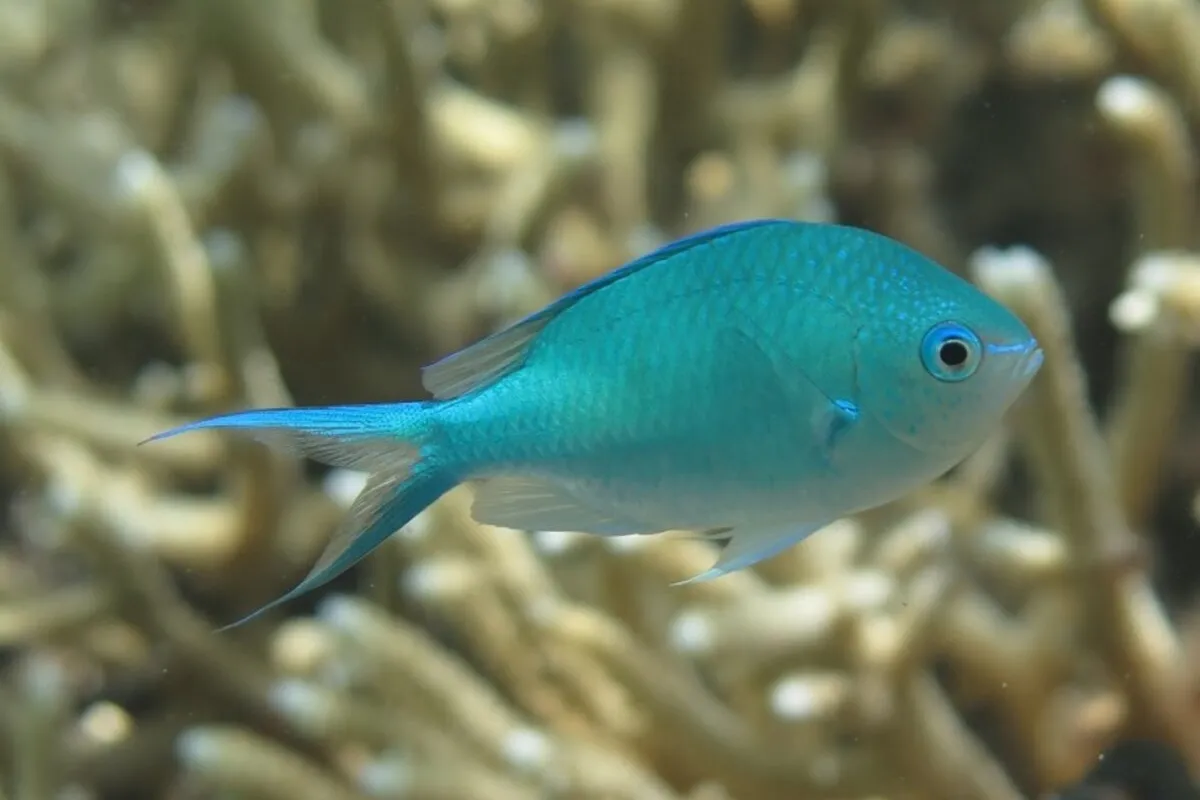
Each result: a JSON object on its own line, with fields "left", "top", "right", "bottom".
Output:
{"left": 1015, "top": 341, "right": 1044, "bottom": 381}
{"left": 985, "top": 337, "right": 1043, "bottom": 382}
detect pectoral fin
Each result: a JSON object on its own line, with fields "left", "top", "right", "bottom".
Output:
{"left": 715, "top": 326, "right": 859, "bottom": 466}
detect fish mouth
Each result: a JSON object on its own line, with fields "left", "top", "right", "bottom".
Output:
{"left": 1019, "top": 346, "right": 1044, "bottom": 379}
{"left": 1009, "top": 341, "right": 1043, "bottom": 381}
{"left": 986, "top": 338, "right": 1043, "bottom": 381}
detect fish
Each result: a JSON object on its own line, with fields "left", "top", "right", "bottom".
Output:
{"left": 144, "top": 219, "right": 1043, "bottom": 628}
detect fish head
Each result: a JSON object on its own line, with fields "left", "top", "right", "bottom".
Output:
{"left": 853, "top": 275, "right": 1042, "bottom": 458}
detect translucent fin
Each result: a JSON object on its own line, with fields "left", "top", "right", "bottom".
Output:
{"left": 141, "top": 401, "right": 456, "bottom": 630}
{"left": 217, "top": 465, "right": 457, "bottom": 631}
{"left": 305, "top": 454, "right": 417, "bottom": 580}
{"left": 672, "top": 520, "right": 826, "bottom": 585}
{"left": 421, "top": 219, "right": 791, "bottom": 400}
{"left": 674, "top": 527, "right": 734, "bottom": 544}
{"left": 715, "top": 325, "right": 860, "bottom": 464}
{"left": 421, "top": 315, "right": 555, "bottom": 400}
{"left": 141, "top": 403, "right": 429, "bottom": 472}
{"left": 470, "top": 475, "right": 654, "bottom": 535}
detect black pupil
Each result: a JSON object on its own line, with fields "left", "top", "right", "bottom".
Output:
{"left": 939, "top": 339, "right": 970, "bottom": 368}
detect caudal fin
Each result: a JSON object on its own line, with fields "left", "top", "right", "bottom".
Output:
{"left": 143, "top": 402, "right": 457, "bottom": 629}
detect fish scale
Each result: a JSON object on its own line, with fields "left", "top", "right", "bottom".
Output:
{"left": 144, "top": 219, "right": 1043, "bottom": 628}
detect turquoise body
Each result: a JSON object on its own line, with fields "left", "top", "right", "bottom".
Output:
{"left": 146, "top": 219, "right": 1043, "bottom": 628}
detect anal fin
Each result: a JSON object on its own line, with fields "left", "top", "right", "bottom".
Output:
{"left": 470, "top": 474, "right": 656, "bottom": 536}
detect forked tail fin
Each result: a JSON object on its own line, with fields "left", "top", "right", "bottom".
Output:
{"left": 142, "top": 401, "right": 457, "bottom": 629}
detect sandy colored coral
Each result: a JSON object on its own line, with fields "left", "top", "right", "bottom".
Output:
{"left": 0, "top": 1, "right": 1199, "bottom": 799}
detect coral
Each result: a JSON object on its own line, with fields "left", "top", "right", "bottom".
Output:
{"left": 0, "top": 1, "right": 1199, "bottom": 798}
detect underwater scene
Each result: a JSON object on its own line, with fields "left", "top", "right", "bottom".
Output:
{"left": 2, "top": 1, "right": 1200, "bottom": 799}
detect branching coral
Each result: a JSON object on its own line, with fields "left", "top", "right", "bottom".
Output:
{"left": 0, "top": 1, "right": 1199, "bottom": 799}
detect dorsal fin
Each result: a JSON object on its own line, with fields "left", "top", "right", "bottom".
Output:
{"left": 420, "top": 219, "right": 791, "bottom": 400}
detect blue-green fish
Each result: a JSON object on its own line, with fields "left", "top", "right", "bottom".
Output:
{"left": 147, "top": 219, "right": 1042, "bottom": 627}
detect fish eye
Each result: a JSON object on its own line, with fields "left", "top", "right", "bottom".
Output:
{"left": 920, "top": 321, "right": 982, "bottom": 382}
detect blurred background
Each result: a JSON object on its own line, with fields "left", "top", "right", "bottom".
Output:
{"left": 2, "top": 0, "right": 1200, "bottom": 798}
